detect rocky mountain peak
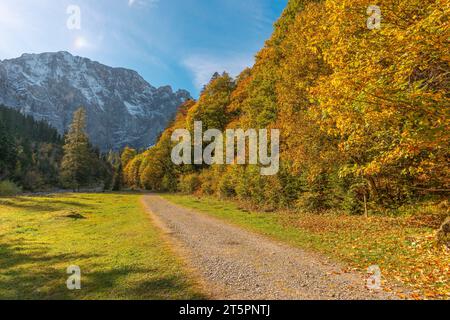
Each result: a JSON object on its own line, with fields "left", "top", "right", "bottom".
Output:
{"left": 0, "top": 51, "right": 191, "bottom": 151}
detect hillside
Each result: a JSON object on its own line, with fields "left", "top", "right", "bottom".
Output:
{"left": 124, "top": 0, "right": 449, "bottom": 212}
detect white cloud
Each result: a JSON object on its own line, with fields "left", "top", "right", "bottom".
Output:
{"left": 183, "top": 53, "right": 254, "bottom": 89}
{"left": 128, "top": 0, "right": 159, "bottom": 8}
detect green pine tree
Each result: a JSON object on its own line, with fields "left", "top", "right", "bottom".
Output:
{"left": 112, "top": 163, "right": 123, "bottom": 191}
{"left": 60, "top": 107, "right": 93, "bottom": 191}
{"left": 0, "top": 120, "right": 17, "bottom": 179}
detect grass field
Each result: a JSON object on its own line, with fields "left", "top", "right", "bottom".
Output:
{"left": 163, "top": 194, "right": 449, "bottom": 299}
{"left": 1, "top": 192, "right": 447, "bottom": 300}
{"left": 0, "top": 193, "right": 205, "bottom": 300}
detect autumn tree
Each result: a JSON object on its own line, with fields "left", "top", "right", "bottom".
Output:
{"left": 122, "top": 0, "right": 449, "bottom": 212}
{"left": 186, "top": 72, "right": 235, "bottom": 131}
{"left": 121, "top": 147, "right": 137, "bottom": 168}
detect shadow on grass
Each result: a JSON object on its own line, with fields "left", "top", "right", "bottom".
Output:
{"left": 0, "top": 237, "right": 98, "bottom": 299}
{"left": 82, "top": 268, "right": 206, "bottom": 300}
{"left": 0, "top": 239, "right": 95, "bottom": 270}
{"left": 63, "top": 213, "right": 86, "bottom": 220}
{"left": 0, "top": 197, "right": 95, "bottom": 212}
{"left": 0, "top": 237, "right": 206, "bottom": 300}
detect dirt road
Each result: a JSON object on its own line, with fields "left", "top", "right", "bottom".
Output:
{"left": 142, "top": 195, "right": 397, "bottom": 300}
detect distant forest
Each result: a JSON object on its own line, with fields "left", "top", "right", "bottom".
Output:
{"left": 0, "top": 105, "right": 113, "bottom": 192}
{"left": 0, "top": 105, "right": 63, "bottom": 190}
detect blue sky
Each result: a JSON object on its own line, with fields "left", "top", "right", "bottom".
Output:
{"left": 0, "top": 0, "right": 287, "bottom": 97}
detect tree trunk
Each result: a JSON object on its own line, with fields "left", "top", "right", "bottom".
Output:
{"left": 366, "top": 176, "right": 379, "bottom": 200}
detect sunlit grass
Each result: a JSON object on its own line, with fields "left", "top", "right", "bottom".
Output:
{"left": 0, "top": 193, "right": 205, "bottom": 300}
{"left": 163, "top": 194, "right": 449, "bottom": 299}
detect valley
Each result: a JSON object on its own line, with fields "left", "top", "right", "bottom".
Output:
{"left": 0, "top": 0, "right": 448, "bottom": 303}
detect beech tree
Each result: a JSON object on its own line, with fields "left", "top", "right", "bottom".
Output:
{"left": 122, "top": 0, "right": 449, "bottom": 212}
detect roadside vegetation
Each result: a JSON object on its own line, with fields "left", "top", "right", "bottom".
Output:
{"left": 123, "top": 0, "right": 448, "bottom": 217}
{"left": 163, "top": 194, "right": 449, "bottom": 299}
{"left": 0, "top": 193, "right": 205, "bottom": 299}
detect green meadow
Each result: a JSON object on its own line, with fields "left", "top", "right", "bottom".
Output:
{"left": 0, "top": 193, "right": 204, "bottom": 300}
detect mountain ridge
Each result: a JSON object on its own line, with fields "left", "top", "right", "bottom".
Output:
{"left": 0, "top": 51, "right": 191, "bottom": 151}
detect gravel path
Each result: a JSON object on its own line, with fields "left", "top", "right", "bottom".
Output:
{"left": 142, "top": 195, "right": 397, "bottom": 300}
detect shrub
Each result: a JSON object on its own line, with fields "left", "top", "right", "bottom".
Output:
{"left": 234, "top": 167, "right": 251, "bottom": 200}
{"left": 0, "top": 180, "right": 22, "bottom": 196}
{"left": 243, "top": 166, "right": 265, "bottom": 204}
{"left": 178, "top": 174, "right": 201, "bottom": 194}
{"left": 341, "top": 183, "right": 365, "bottom": 215}
{"left": 263, "top": 175, "right": 284, "bottom": 209}
{"left": 218, "top": 169, "right": 237, "bottom": 198}
{"left": 198, "top": 170, "right": 215, "bottom": 195}
{"left": 21, "top": 170, "right": 45, "bottom": 192}
{"left": 161, "top": 173, "right": 178, "bottom": 192}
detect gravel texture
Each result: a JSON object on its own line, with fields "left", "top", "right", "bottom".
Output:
{"left": 142, "top": 195, "right": 398, "bottom": 300}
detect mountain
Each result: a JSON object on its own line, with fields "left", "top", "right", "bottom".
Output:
{"left": 0, "top": 51, "right": 191, "bottom": 151}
